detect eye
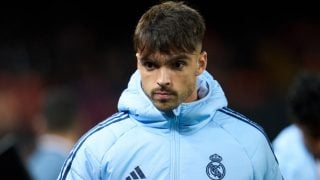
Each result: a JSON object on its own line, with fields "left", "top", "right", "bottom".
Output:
{"left": 142, "top": 61, "right": 157, "bottom": 71}
{"left": 171, "top": 60, "right": 186, "bottom": 70}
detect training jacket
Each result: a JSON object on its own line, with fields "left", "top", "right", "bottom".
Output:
{"left": 58, "top": 70, "right": 283, "bottom": 180}
{"left": 273, "top": 125, "right": 318, "bottom": 180}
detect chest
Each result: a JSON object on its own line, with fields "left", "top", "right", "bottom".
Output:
{"left": 101, "top": 127, "right": 254, "bottom": 180}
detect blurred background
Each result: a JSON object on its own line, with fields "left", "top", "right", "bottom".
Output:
{"left": 0, "top": 1, "right": 319, "bottom": 178}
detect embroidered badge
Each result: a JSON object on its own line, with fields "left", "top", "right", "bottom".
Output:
{"left": 206, "top": 154, "right": 226, "bottom": 180}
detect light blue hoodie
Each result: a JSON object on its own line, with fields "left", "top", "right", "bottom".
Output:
{"left": 273, "top": 124, "right": 318, "bottom": 180}
{"left": 58, "top": 70, "right": 282, "bottom": 180}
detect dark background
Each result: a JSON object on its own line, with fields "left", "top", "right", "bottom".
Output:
{"left": 0, "top": 1, "right": 319, "bottom": 141}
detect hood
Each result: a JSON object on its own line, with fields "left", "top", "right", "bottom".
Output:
{"left": 117, "top": 70, "right": 228, "bottom": 130}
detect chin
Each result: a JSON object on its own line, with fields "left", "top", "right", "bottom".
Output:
{"left": 154, "top": 103, "right": 176, "bottom": 112}
{"left": 156, "top": 106, "right": 174, "bottom": 112}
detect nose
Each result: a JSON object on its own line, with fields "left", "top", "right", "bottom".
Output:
{"left": 157, "top": 68, "right": 171, "bottom": 87}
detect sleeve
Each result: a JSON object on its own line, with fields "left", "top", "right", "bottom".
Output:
{"left": 57, "top": 113, "right": 133, "bottom": 180}
{"left": 56, "top": 126, "right": 118, "bottom": 180}
{"left": 57, "top": 145, "right": 101, "bottom": 180}
{"left": 251, "top": 135, "right": 283, "bottom": 180}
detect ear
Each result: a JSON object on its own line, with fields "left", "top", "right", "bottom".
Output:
{"left": 136, "top": 53, "right": 141, "bottom": 69}
{"left": 196, "top": 51, "right": 207, "bottom": 75}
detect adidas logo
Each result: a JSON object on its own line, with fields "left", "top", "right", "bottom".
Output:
{"left": 126, "top": 166, "right": 146, "bottom": 179}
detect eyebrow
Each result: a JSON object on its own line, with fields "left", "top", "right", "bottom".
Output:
{"left": 141, "top": 53, "right": 192, "bottom": 63}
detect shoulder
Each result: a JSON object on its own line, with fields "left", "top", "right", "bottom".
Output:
{"left": 75, "top": 112, "right": 136, "bottom": 157}
{"left": 58, "top": 112, "right": 137, "bottom": 179}
{"left": 215, "top": 107, "right": 268, "bottom": 142}
{"left": 273, "top": 124, "right": 313, "bottom": 164}
{"left": 214, "top": 107, "right": 282, "bottom": 178}
{"left": 214, "top": 107, "right": 274, "bottom": 158}
{"left": 273, "top": 125, "right": 301, "bottom": 148}
{"left": 273, "top": 126, "right": 317, "bottom": 179}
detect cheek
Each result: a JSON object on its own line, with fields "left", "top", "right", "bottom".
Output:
{"left": 141, "top": 75, "right": 155, "bottom": 91}
{"left": 176, "top": 74, "right": 196, "bottom": 93}
{"left": 182, "top": 73, "right": 197, "bottom": 85}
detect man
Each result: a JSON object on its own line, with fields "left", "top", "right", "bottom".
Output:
{"left": 58, "top": 1, "right": 282, "bottom": 179}
{"left": 28, "top": 86, "right": 79, "bottom": 180}
{"left": 273, "top": 72, "right": 320, "bottom": 180}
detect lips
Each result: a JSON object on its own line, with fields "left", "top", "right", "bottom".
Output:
{"left": 153, "top": 91, "right": 173, "bottom": 100}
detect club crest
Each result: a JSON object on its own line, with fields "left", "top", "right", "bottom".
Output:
{"left": 206, "top": 154, "right": 226, "bottom": 180}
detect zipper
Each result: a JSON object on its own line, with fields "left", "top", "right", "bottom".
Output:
{"left": 170, "top": 115, "right": 179, "bottom": 180}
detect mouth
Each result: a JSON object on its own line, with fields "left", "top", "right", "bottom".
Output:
{"left": 153, "top": 91, "right": 174, "bottom": 100}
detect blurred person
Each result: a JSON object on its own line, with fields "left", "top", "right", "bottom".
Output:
{"left": 273, "top": 71, "right": 320, "bottom": 180}
{"left": 58, "top": 1, "right": 282, "bottom": 179}
{"left": 0, "top": 80, "right": 20, "bottom": 138}
{"left": 0, "top": 79, "right": 32, "bottom": 179}
{"left": 0, "top": 134, "right": 32, "bottom": 180}
{"left": 0, "top": 73, "right": 44, "bottom": 180}
{"left": 27, "top": 86, "right": 79, "bottom": 180}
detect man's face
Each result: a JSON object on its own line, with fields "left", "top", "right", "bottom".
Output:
{"left": 136, "top": 50, "right": 207, "bottom": 111}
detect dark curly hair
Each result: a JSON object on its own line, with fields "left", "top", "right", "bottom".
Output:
{"left": 288, "top": 71, "right": 320, "bottom": 138}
